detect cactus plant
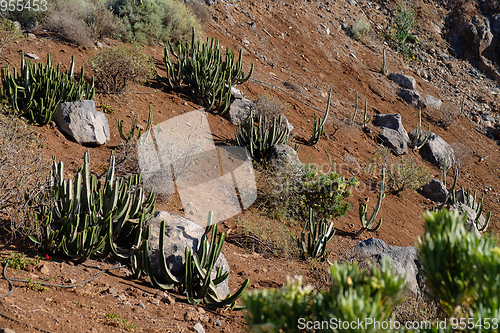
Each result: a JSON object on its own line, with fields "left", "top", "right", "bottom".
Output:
{"left": 409, "top": 108, "right": 431, "bottom": 150}
{"left": 351, "top": 92, "right": 359, "bottom": 125}
{"left": 310, "top": 89, "right": 331, "bottom": 145}
{"left": 235, "top": 112, "right": 290, "bottom": 161}
{"left": 0, "top": 54, "right": 95, "bottom": 125}
{"left": 297, "top": 208, "right": 335, "bottom": 262}
{"left": 142, "top": 212, "right": 250, "bottom": 308}
{"left": 362, "top": 98, "right": 372, "bottom": 127}
{"left": 163, "top": 29, "right": 254, "bottom": 115}
{"left": 380, "top": 48, "right": 388, "bottom": 75}
{"left": 29, "top": 151, "right": 156, "bottom": 263}
{"left": 118, "top": 105, "right": 153, "bottom": 143}
{"left": 356, "top": 168, "right": 385, "bottom": 237}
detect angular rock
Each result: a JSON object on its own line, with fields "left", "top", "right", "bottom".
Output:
{"left": 268, "top": 144, "right": 303, "bottom": 176}
{"left": 193, "top": 323, "right": 205, "bottom": 333}
{"left": 228, "top": 98, "right": 253, "bottom": 126}
{"left": 25, "top": 53, "right": 39, "bottom": 60}
{"left": 388, "top": 73, "right": 417, "bottom": 90}
{"left": 355, "top": 238, "right": 423, "bottom": 295}
{"left": 372, "top": 113, "right": 409, "bottom": 141}
{"left": 146, "top": 211, "right": 230, "bottom": 299}
{"left": 423, "top": 95, "right": 442, "bottom": 110}
{"left": 419, "top": 179, "right": 448, "bottom": 202}
{"left": 230, "top": 86, "right": 244, "bottom": 99}
{"left": 54, "top": 100, "right": 110, "bottom": 146}
{"left": 410, "top": 131, "right": 455, "bottom": 167}
{"left": 378, "top": 128, "right": 408, "bottom": 155}
{"left": 398, "top": 89, "right": 425, "bottom": 109}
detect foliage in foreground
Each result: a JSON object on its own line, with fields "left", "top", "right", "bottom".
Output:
{"left": 243, "top": 209, "right": 500, "bottom": 332}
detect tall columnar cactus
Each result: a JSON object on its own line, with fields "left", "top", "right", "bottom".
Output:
{"left": 163, "top": 29, "right": 254, "bottom": 115}
{"left": 142, "top": 212, "right": 250, "bottom": 309}
{"left": 356, "top": 168, "right": 385, "bottom": 237}
{"left": 409, "top": 108, "right": 431, "bottom": 150}
{"left": 118, "top": 105, "right": 153, "bottom": 143}
{"left": 297, "top": 208, "right": 335, "bottom": 262}
{"left": 29, "top": 151, "right": 156, "bottom": 263}
{"left": 0, "top": 54, "right": 95, "bottom": 125}
{"left": 351, "top": 92, "right": 359, "bottom": 125}
{"left": 310, "top": 89, "right": 331, "bottom": 145}
{"left": 362, "top": 98, "right": 372, "bottom": 127}
{"left": 380, "top": 48, "right": 388, "bottom": 75}
{"left": 235, "top": 112, "right": 290, "bottom": 161}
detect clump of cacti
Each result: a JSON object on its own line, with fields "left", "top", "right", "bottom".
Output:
{"left": 357, "top": 168, "right": 385, "bottom": 237}
{"left": 310, "top": 89, "right": 331, "bottom": 145}
{"left": 163, "top": 29, "right": 254, "bottom": 115}
{"left": 235, "top": 112, "right": 290, "bottom": 161}
{"left": 29, "top": 151, "right": 156, "bottom": 264}
{"left": 297, "top": 207, "right": 335, "bottom": 262}
{"left": 0, "top": 54, "right": 95, "bottom": 125}
{"left": 118, "top": 105, "right": 153, "bottom": 143}
{"left": 409, "top": 108, "right": 431, "bottom": 150}
{"left": 142, "top": 212, "right": 249, "bottom": 309}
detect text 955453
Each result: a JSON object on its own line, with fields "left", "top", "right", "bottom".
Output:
{"left": 1, "top": 0, "right": 47, "bottom": 12}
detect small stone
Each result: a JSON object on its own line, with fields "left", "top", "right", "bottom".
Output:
{"left": 107, "top": 287, "right": 117, "bottom": 295}
{"left": 161, "top": 293, "right": 175, "bottom": 305}
{"left": 193, "top": 323, "right": 205, "bottom": 333}
{"left": 149, "top": 298, "right": 160, "bottom": 305}
{"left": 215, "top": 319, "right": 222, "bottom": 327}
{"left": 25, "top": 53, "right": 39, "bottom": 60}
{"left": 65, "top": 278, "right": 77, "bottom": 284}
{"left": 197, "top": 307, "right": 205, "bottom": 315}
{"left": 185, "top": 310, "right": 198, "bottom": 321}
{"left": 39, "top": 264, "right": 49, "bottom": 275}
{"left": 96, "top": 41, "right": 103, "bottom": 48}
{"left": 138, "top": 302, "right": 146, "bottom": 309}
{"left": 0, "top": 328, "right": 16, "bottom": 333}
{"left": 27, "top": 33, "right": 36, "bottom": 39}
{"left": 241, "top": 38, "right": 250, "bottom": 45}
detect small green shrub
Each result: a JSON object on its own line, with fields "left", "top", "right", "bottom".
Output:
{"left": 112, "top": 0, "right": 201, "bottom": 45}
{"left": 89, "top": 45, "right": 155, "bottom": 93}
{"left": 0, "top": 19, "right": 23, "bottom": 53}
{"left": 351, "top": 19, "right": 370, "bottom": 41}
{"left": 387, "top": 1, "right": 417, "bottom": 59}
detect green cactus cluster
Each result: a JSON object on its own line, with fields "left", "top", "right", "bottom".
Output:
{"left": 163, "top": 29, "right": 254, "bottom": 115}
{"left": 118, "top": 105, "right": 153, "bottom": 143}
{"left": 297, "top": 207, "right": 335, "bottom": 262}
{"left": 310, "top": 90, "right": 331, "bottom": 145}
{"left": 410, "top": 108, "right": 431, "bottom": 150}
{"left": 141, "top": 212, "right": 249, "bottom": 308}
{"left": 235, "top": 113, "right": 290, "bottom": 161}
{"left": 357, "top": 168, "right": 385, "bottom": 237}
{"left": 29, "top": 151, "right": 156, "bottom": 264}
{"left": 1, "top": 54, "right": 95, "bottom": 125}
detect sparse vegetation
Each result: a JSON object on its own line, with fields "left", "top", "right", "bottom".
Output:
{"left": 387, "top": 0, "right": 417, "bottom": 59}
{"left": 2, "top": 253, "right": 40, "bottom": 271}
{"left": 0, "top": 18, "right": 23, "bottom": 53}
{"left": 351, "top": 19, "right": 370, "bottom": 41}
{"left": 112, "top": 0, "right": 201, "bottom": 45}
{"left": 252, "top": 95, "right": 288, "bottom": 121}
{"left": 89, "top": 45, "right": 155, "bottom": 94}
{"left": 297, "top": 208, "right": 335, "bottom": 262}
{"left": 104, "top": 313, "right": 137, "bottom": 330}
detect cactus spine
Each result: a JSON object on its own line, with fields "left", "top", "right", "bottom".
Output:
{"left": 357, "top": 168, "right": 385, "bottom": 237}
{"left": 0, "top": 54, "right": 95, "bottom": 125}
{"left": 310, "top": 89, "right": 331, "bottom": 145}
{"left": 297, "top": 207, "right": 335, "bottom": 261}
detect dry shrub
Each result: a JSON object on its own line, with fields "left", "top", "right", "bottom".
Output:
{"left": 450, "top": 142, "right": 473, "bottom": 172}
{"left": 46, "top": 0, "right": 93, "bottom": 46}
{"left": 351, "top": 19, "right": 370, "bottom": 41}
{"left": 0, "top": 19, "right": 23, "bottom": 53}
{"left": 0, "top": 113, "right": 50, "bottom": 237}
{"left": 430, "top": 102, "right": 459, "bottom": 129}
{"left": 185, "top": 0, "right": 212, "bottom": 25}
{"left": 252, "top": 95, "right": 288, "bottom": 120}
{"left": 87, "top": 0, "right": 124, "bottom": 40}
{"left": 89, "top": 45, "right": 155, "bottom": 94}
{"left": 392, "top": 292, "right": 442, "bottom": 328}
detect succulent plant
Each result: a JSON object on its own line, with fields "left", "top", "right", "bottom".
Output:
{"left": 0, "top": 54, "right": 95, "bottom": 125}
{"left": 297, "top": 207, "right": 335, "bottom": 261}
{"left": 357, "top": 168, "right": 385, "bottom": 237}
{"left": 118, "top": 104, "right": 153, "bottom": 143}
{"left": 310, "top": 89, "right": 331, "bottom": 145}
{"left": 409, "top": 108, "right": 431, "bottom": 150}
{"left": 163, "top": 29, "right": 254, "bottom": 114}
{"left": 29, "top": 152, "right": 155, "bottom": 263}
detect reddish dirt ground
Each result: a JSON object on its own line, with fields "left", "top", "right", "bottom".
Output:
{"left": 1, "top": 0, "right": 500, "bottom": 331}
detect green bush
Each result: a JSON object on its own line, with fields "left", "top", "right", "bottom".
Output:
{"left": 351, "top": 19, "right": 370, "bottom": 41}
{"left": 243, "top": 260, "right": 407, "bottom": 333}
{"left": 387, "top": 1, "right": 416, "bottom": 59}
{"left": 89, "top": 45, "right": 155, "bottom": 93}
{"left": 112, "top": 0, "right": 201, "bottom": 45}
